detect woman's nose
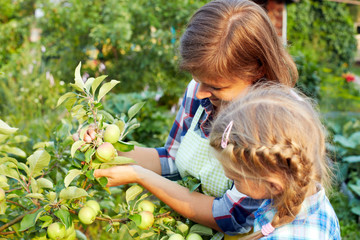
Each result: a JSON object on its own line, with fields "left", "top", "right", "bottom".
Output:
{"left": 196, "top": 83, "right": 212, "bottom": 99}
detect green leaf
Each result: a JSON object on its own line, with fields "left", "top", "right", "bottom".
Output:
{"left": 57, "top": 92, "right": 77, "bottom": 107}
{"left": 74, "top": 62, "right": 85, "bottom": 92}
{"left": 129, "top": 214, "right": 141, "bottom": 226}
{"left": 343, "top": 156, "right": 360, "bottom": 163}
{"left": 128, "top": 102, "right": 145, "bottom": 120}
{"left": 71, "top": 140, "right": 85, "bottom": 158}
{"left": 37, "top": 178, "right": 54, "bottom": 189}
{"left": 113, "top": 141, "right": 135, "bottom": 152}
{"left": 126, "top": 185, "right": 143, "bottom": 203}
{"left": 85, "top": 169, "right": 95, "bottom": 180}
{"left": 351, "top": 206, "right": 360, "bottom": 216}
{"left": 98, "top": 110, "right": 115, "bottom": 123}
{"left": 54, "top": 209, "right": 72, "bottom": 229}
{"left": 1, "top": 145, "right": 26, "bottom": 158}
{"left": 118, "top": 225, "right": 134, "bottom": 240}
{"left": 9, "top": 135, "right": 29, "bottom": 144}
{"left": 189, "top": 182, "right": 201, "bottom": 193}
{"left": 46, "top": 192, "right": 57, "bottom": 202}
{"left": 31, "top": 177, "right": 38, "bottom": 193}
{"left": 333, "top": 135, "right": 356, "bottom": 149}
{"left": 189, "top": 224, "right": 213, "bottom": 236}
{"left": 27, "top": 150, "right": 51, "bottom": 178}
{"left": 59, "top": 186, "right": 88, "bottom": 200}
{"left": 348, "top": 183, "right": 360, "bottom": 196}
{"left": 33, "top": 141, "right": 55, "bottom": 150}
{"left": 18, "top": 162, "right": 29, "bottom": 175}
{"left": 0, "top": 164, "right": 20, "bottom": 180}
{"left": 64, "top": 169, "right": 83, "bottom": 188}
{"left": 19, "top": 208, "right": 44, "bottom": 231}
{"left": 97, "top": 80, "right": 120, "bottom": 101}
{"left": 97, "top": 177, "right": 108, "bottom": 188}
{"left": 0, "top": 119, "right": 18, "bottom": 135}
{"left": 84, "top": 77, "right": 95, "bottom": 93}
{"left": 26, "top": 193, "right": 45, "bottom": 199}
{"left": 92, "top": 75, "right": 108, "bottom": 95}
{"left": 84, "top": 148, "right": 96, "bottom": 163}
{"left": 102, "top": 156, "right": 135, "bottom": 165}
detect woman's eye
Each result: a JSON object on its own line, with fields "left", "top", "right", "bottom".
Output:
{"left": 211, "top": 87, "right": 222, "bottom": 91}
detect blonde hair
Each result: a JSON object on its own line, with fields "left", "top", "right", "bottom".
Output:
{"left": 209, "top": 84, "right": 332, "bottom": 239}
{"left": 179, "top": 0, "right": 298, "bottom": 86}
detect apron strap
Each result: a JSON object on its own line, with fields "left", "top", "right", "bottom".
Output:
{"left": 190, "top": 105, "right": 204, "bottom": 131}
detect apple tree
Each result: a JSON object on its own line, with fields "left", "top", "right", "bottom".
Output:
{"left": 0, "top": 63, "right": 214, "bottom": 240}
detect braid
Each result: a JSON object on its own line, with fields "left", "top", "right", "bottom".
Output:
{"left": 236, "top": 141, "right": 314, "bottom": 240}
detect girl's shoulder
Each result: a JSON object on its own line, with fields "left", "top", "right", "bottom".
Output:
{"left": 256, "top": 188, "right": 341, "bottom": 239}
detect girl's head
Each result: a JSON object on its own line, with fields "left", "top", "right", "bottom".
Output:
{"left": 209, "top": 84, "right": 331, "bottom": 238}
{"left": 179, "top": 0, "right": 298, "bottom": 105}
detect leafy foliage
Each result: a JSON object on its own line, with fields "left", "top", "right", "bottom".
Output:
{"left": 0, "top": 65, "right": 213, "bottom": 239}
{"left": 325, "top": 115, "right": 360, "bottom": 238}
{"left": 287, "top": 0, "right": 357, "bottom": 102}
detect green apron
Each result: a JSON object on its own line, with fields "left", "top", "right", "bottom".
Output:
{"left": 176, "top": 105, "right": 232, "bottom": 240}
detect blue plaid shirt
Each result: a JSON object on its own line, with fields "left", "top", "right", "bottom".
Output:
{"left": 214, "top": 186, "right": 341, "bottom": 239}
{"left": 155, "top": 80, "right": 214, "bottom": 179}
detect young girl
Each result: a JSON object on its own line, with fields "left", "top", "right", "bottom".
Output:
{"left": 97, "top": 0, "right": 298, "bottom": 239}
{"left": 210, "top": 84, "right": 341, "bottom": 239}
{"left": 95, "top": 85, "right": 340, "bottom": 239}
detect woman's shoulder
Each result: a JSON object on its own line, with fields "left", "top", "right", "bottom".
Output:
{"left": 184, "top": 79, "right": 199, "bottom": 98}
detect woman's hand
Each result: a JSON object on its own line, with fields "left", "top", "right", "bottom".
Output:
{"left": 93, "top": 165, "right": 142, "bottom": 187}
{"left": 94, "top": 165, "right": 220, "bottom": 231}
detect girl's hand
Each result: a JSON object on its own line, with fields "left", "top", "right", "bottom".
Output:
{"left": 93, "top": 165, "right": 142, "bottom": 187}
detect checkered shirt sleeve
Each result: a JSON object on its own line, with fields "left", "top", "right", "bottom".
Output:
{"left": 155, "top": 80, "right": 201, "bottom": 179}
{"left": 212, "top": 185, "right": 264, "bottom": 236}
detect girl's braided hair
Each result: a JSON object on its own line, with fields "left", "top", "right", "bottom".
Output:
{"left": 209, "top": 83, "right": 332, "bottom": 239}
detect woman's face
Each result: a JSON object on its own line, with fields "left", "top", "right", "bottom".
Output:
{"left": 193, "top": 76, "right": 252, "bottom": 108}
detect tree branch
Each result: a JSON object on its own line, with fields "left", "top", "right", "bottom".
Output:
{"left": 0, "top": 207, "right": 40, "bottom": 233}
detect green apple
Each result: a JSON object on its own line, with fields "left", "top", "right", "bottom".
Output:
{"left": 169, "top": 233, "right": 185, "bottom": 240}
{"left": 0, "top": 188, "right": 5, "bottom": 201}
{"left": 176, "top": 221, "right": 189, "bottom": 235}
{"left": 64, "top": 229, "right": 76, "bottom": 240}
{"left": 186, "top": 233, "right": 203, "bottom": 240}
{"left": 137, "top": 200, "right": 155, "bottom": 213}
{"left": 85, "top": 200, "right": 100, "bottom": 215}
{"left": 64, "top": 222, "right": 75, "bottom": 238}
{"left": 0, "top": 175, "right": 7, "bottom": 183}
{"left": 103, "top": 124, "right": 121, "bottom": 143}
{"left": 47, "top": 222, "right": 66, "bottom": 240}
{"left": 95, "top": 142, "right": 116, "bottom": 162}
{"left": 156, "top": 216, "right": 176, "bottom": 226}
{"left": 78, "top": 206, "right": 97, "bottom": 225}
{"left": 137, "top": 211, "right": 154, "bottom": 230}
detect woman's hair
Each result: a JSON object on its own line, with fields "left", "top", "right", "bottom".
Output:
{"left": 209, "top": 83, "right": 332, "bottom": 239}
{"left": 179, "top": 0, "right": 298, "bottom": 86}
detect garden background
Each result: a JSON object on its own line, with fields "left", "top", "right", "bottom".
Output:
{"left": 0, "top": 0, "right": 360, "bottom": 239}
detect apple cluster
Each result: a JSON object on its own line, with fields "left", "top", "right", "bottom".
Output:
{"left": 73, "top": 123, "right": 122, "bottom": 163}
{"left": 166, "top": 221, "right": 203, "bottom": 240}
{"left": 78, "top": 200, "right": 101, "bottom": 225}
{"left": 136, "top": 200, "right": 156, "bottom": 230}
{"left": 47, "top": 222, "right": 76, "bottom": 240}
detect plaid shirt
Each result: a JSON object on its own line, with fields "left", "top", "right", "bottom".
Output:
{"left": 213, "top": 185, "right": 265, "bottom": 235}
{"left": 214, "top": 186, "right": 341, "bottom": 239}
{"left": 156, "top": 80, "right": 214, "bottom": 179}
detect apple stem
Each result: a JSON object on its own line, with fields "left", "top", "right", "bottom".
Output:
{"left": 155, "top": 211, "right": 172, "bottom": 219}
